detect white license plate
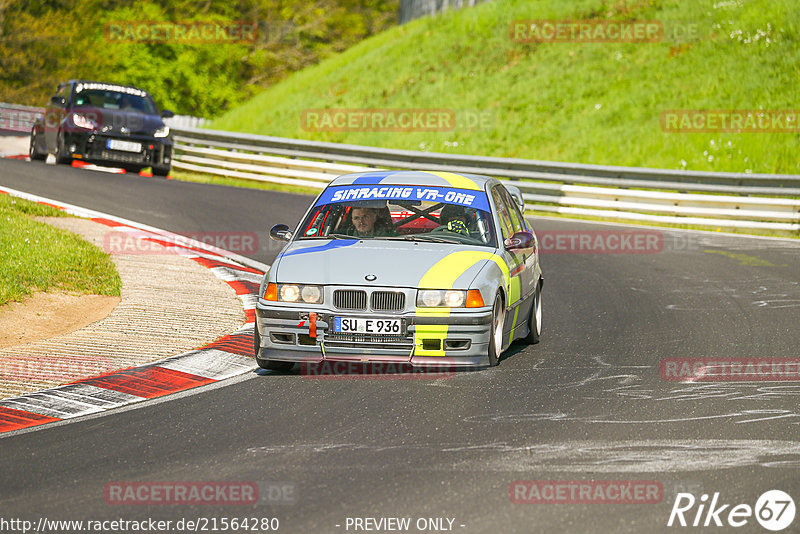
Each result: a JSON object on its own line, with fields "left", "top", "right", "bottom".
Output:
{"left": 334, "top": 317, "right": 402, "bottom": 334}
{"left": 107, "top": 139, "right": 142, "bottom": 152}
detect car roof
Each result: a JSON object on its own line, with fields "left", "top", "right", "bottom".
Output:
{"left": 328, "top": 170, "right": 499, "bottom": 191}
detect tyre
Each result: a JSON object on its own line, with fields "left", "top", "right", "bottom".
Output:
{"left": 523, "top": 279, "right": 542, "bottom": 344}
{"left": 55, "top": 131, "right": 71, "bottom": 164}
{"left": 487, "top": 292, "right": 505, "bottom": 366}
{"left": 254, "top": 326, "right": 294, "bottom": 372}
{"left": 153, "top": 165, "right": 170, "bottom": 177}
{"left": 29, "top": 129, "right": 46, "bottom": 161}
{"left": 257, "top": 359, "right": 294, "bottom": 372}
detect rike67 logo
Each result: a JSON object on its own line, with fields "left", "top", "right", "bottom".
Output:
{"left": 668, "top": 490, "right": 795, "bottom": 531}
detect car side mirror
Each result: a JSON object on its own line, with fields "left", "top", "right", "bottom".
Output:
{"left": 270, "top": 224, "right": 292, "bottom": 242}
{"left": 504, "top": 231, "right": 533, "bottom": 251}
{"left": 161, "top": 109, "right": 175, "bottom": 118}
{"left": 50, "top": 96, "right": 65, "bottom": 106}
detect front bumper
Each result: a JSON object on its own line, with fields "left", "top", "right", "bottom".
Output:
{"left": 64, "top": 131, "right": 173, "bottom": 168}
{"left": 255, "top": 302, "right": 494, "bottom": 368}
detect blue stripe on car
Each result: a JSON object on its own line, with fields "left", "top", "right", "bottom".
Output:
{"left": 281, "top": 239, "right": 359, "bottom": 257}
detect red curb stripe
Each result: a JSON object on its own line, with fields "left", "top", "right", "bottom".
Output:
{"left": 0, "top": 406, "right": 61, "bottom": 433}
{"left": 227, "top": 280, "right": 259, "bottom": 296}
{"left": 0, "top": 190, "right": 264, "bottom": 436}
{"left": 192, "top": 256, "right": 263, "bottom": 275}
{"left": 204, "top": 333, "right": 254, "bottom": 358}
{"left": 39, "top": 201, "right": 65, "bottom": 211}
{"left": 90, "top": 217, "right": 128, "bottom": 228}
{"left": 77, "top": 366, "right": 215, "bottom": 398}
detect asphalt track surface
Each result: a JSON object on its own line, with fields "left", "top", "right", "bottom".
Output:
{"left": 1, "top": 157, "right": 799, "bottom": 533}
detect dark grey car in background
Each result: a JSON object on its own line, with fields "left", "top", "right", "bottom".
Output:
{"left": 29, "top": 80, "right": 174, "bottom": 176}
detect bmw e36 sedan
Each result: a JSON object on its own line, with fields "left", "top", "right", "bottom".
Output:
{"left": 255, "top": 170, "right": 542, "bottom": 371}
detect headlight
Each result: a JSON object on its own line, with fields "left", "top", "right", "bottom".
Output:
{"left": 72, "top": 113, "right": 96, "bottom": 130}
{"left": 300, "top": 285, "right": 322, "bottom": 304}
{"left": 280, "top": 284, "right": 300, "bottom": 302}
{"left": 274, "top": 283, "right": 323, "bottom": 304}
{"left": 153, "top": 125, "right": 170, "bottom": 138}
{"left": 417, "top": 289, "right": 466, "bottom": 308}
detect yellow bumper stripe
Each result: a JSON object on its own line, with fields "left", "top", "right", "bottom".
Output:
{"left": 414, "top": 251, "right": 516, "bottom": 357}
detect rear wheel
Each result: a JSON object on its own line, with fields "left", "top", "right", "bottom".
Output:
{"left": 523, "top": 280, "right": 542, "bottom": 344}
{"left": 487, "top": 293, "right": 504, "bottom": 366}
{"left": 29, "top": 129, "right": 46, "bottom": 161}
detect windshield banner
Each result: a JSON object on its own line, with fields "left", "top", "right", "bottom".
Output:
{"left": 316, "top": 185, "right": 490, "bottom": 211}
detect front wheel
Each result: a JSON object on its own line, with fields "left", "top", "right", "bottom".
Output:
{"left": 257, "top": 358, "right": 294, "bottom": 372}
{"left": 254, "top": 326, "right": 294, "bottom": 372}
{"left": 523, "top": 280, "right": 542, "bottom": 344}
{"left": 55, "top": 131, "right": 71, "bottom": 164}
{"left": 153, "top": 165, "right": 170, "bottom": 177}
{"left": 487, "top": 293, "right": 504, "bottom": 366}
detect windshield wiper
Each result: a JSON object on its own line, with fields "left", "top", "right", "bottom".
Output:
{"left": 325, "top": 233, "right": 359, "bottom": 239}
{"left": 299, "top": 233, "right": 358, "bottom": 240}
{"left": 400, "top": 234, "right": 462, "bottom": 243}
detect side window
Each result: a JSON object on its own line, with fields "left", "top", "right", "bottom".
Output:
{"left": 491, "top": 187, "right": 514, "bottom": 240}
{"left": 501, "top": 187, "right": 526, "bottom": 234}
{"left": 53, "top": 84, "right": 69, "bottom": 107}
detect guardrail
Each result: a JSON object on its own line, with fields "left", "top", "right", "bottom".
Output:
{"left": 0, "top": 103, "right": 44, "bottom": 134}
{"left": 171, "top": 126, "right": 799, "bottom": 232}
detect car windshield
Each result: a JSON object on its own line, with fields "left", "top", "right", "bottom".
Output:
{"left": 297, "top": 184, "right": 497, "bottom": 247}
{"left": 72, "top": 85, "right": 157, "bottom": 114}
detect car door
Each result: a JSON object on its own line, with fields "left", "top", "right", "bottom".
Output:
{"left": 499, "top": 185, "right": 537, "bottom": 323}
{"left": 490, "top": 185, "right": 529, "bottom": 342}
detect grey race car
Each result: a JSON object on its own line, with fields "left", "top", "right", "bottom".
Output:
{"left": 255, "top": 170, "right": 543, "bottom": 371}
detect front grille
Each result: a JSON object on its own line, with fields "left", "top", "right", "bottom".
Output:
{"left": 324, "top": 332, "right": 413, "bottom": 350}
{"left": 371, "top": 291, "right": 405, "bottom": 312}
{"left": 333, "top": 290, "right": 367, "bottom": 310}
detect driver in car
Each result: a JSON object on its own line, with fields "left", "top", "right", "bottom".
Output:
{"left": 349, "top": 206, "right": 395, "bottom": 237}
{"left": 438, "top": 204, "right": 471, "bottom": 236}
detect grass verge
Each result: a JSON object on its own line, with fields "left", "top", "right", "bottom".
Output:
{"left": 0, "top": 194, "right": 122, "bottom": 306}
{"left": 209, "top": 0, "right": 800, "bottom": 175}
